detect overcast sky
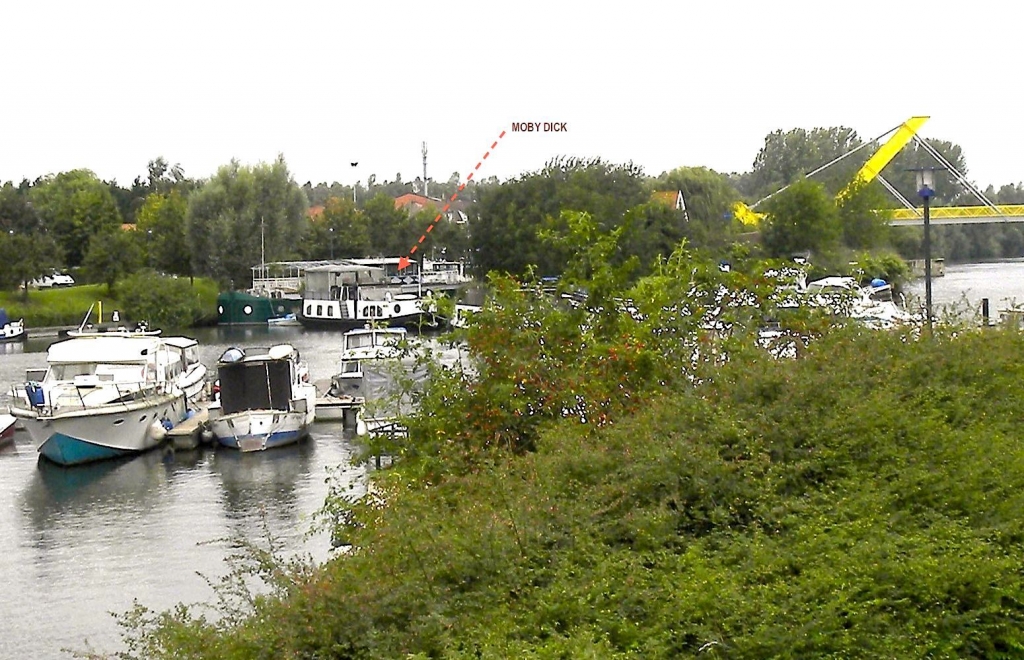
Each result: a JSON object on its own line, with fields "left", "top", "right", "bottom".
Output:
{"left": 2, "top": 1, "right": 1020, "bottom": 192}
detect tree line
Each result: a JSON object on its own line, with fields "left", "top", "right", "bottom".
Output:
{"left": 2, "top": 125, "right": 1022, "bottom": 295}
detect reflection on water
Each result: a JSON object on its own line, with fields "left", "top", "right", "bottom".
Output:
{"left": 0, "top": 340, "right": 25, "bottom": 355}
{"left": 0, "top": 324, "right": 371, "bottom": 658}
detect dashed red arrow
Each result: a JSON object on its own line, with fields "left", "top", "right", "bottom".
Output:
{"left": 398, "top": 128, "right": 507, "bottom": 270}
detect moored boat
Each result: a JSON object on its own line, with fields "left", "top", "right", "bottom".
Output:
{"left": 0, "top": 413, "right": 15, "bottom": 447}
{"left": 0, "top": 308, "right": 26, "bottom": 342}
{"left": 298, "top": 262, "right": 439, "bottom": 330}
{"left": 9, "top": 334, "right": 192, "bottom": 466}
{"left": 208, "top": 344, "right": 317, "bottom": 452}
{"left": 329, "top": 326, "right": 423, "bottom": 399}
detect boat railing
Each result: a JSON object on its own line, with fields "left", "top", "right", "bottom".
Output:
{"left": 30, "top": 379, "right": 165, "bottom": 416}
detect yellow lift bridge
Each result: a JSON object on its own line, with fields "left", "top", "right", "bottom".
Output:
{"left": 733, "top": 116, "right": 1024, "bottom": 227}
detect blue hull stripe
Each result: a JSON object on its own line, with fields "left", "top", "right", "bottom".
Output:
{"left": 39, "top": 432, "right": 133, "bottom": 466}
{"left": 218, "top": 429, "right": 304, "bottom": 451}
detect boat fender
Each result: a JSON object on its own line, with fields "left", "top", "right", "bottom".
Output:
{"left": 161, "top": 417, "right": 174, "bottom": 431}
{"left": 148, "top": 420, "right": 168, "bottom": 442}
{"left": 385, "top": 291, "right": 392, "bottom": 302}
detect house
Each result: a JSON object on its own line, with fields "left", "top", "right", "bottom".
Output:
{"left": 394, "top": 193, "right": 469, "bottom": 224}
{"left": 651, "top": 190, "right": 689, "bottom": 221}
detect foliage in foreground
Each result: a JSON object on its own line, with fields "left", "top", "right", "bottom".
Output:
{"left": 115, "top": 307, "right": 1024, "bottom": 658}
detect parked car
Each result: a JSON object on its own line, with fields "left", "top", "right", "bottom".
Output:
{"left": 30, "top": 272, "right": 75, "bottom": 288}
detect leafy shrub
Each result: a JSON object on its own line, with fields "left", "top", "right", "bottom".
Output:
{"left": 118, "top": 270, "right": 218, "bottom": 329}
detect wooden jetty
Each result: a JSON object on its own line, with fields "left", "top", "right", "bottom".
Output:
{"left": 166, "top": 405, "right": 211, "bottom": 450}
{"left": 315, "top": 394, "right": 364, "bottom": 427}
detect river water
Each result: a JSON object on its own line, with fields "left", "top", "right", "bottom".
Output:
{"left": 0, "top": 326, "right": 370, "bottom": 659}
{"left": 903, "top": 257, "right": 1024, "bottom": 316}
{"left": 2, "top": 262, "right": 1023, "bottom": 658}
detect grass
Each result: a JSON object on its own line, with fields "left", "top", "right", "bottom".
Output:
{"left": 0, "top": 284, "right": 119, "bottom": 327}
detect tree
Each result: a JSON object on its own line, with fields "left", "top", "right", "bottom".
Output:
{"left": 836, "top": 181, "right": 892, "bottom": 250}
{"left": 761, "top": 178, "right": 842, "bottom": 261}
{"left": 301, "top": 196, "right": 371, "bottom": 259}
{"left": 745, "top": 126, "right": 866, "bottom": 201}
{"left": 82, "top": 228, "right": 142, "bottom": 293}
{"left": 473, "top": 157, "right": 648, "bottom": 277}
{"left": 0, "top": 232, "right": 63, "bottom": 299}
{"left": 882, "top": 138, "right": 970, "bottom": 207}
{"left": 29, "top": 169, "right": 123, "bottom": 267}
{"left": 136, "top": 190, "right": 191, "bottom": 276}
{"left": 647, "top": 166, "right": 743, "bottom": 250}
{"left": 186, "top": 156, "right": 309, "bottom": 287}
{"left": 363, "top": 193, "right": 417, "bottom": 256}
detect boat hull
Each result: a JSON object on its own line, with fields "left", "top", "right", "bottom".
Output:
{"left": 0, "top": 322, "right": 25, "bottom": 342}
{"left": 12, "top": 393, "right": 187, "bottom": 466}
{"left": 211, "top": 409, "right": 309, "bottom": 452}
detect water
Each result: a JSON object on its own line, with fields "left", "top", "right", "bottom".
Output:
{"left": 0, "top": 326, "right": 369, "bottom": 659}
{"left": 2, "top": 265, "right": 1019, "bottom": 658}
{"left": 904, "top": 258, "right": 1024, "bottom": 316}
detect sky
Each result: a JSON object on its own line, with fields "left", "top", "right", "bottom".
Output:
{"left": 2, "top": 1, "right": 1022, "bottom": 192}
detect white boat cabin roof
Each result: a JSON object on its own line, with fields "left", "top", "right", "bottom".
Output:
{"left": 162, "top": 336, "right": 199, "bottom": 349}
{"left": 47, "top": 335, "right": 164, "bottom": 364}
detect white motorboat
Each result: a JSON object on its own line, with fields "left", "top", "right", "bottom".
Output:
{"left": 208, "top": 344, "right": 317, "bottom": 452}
{"left": 0, "top": 308, "right": 26, "bottom": 343}
{"left": 329, "top": 326, "right": 422, "bottom": 399}
{"left": 10, "top": 334, "right": 193, "bottom": 465}
{"left": 267, "top": 312, "right": 302, "bottom": 327}
{"left": 162, "top": 336, "right": 208, "bottom": 403}
{"left": 803, "top": 276, "right": 916, "bottom": 329}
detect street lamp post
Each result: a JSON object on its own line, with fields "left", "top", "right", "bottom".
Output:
{"left": 329, "top": 227, "right": 335, "bottom": 260}
{"left": 912, "top": 168, "right": 940, "bottom": 332}
{"left": 351, "top": 162, "right": 359, "bottom": 205}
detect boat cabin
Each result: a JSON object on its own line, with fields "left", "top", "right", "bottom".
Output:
{"left": 216, "top": 346, "right": 299, "bottom": 415}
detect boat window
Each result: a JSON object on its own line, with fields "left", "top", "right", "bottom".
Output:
{"left": 49, "top": 364, "right": 96, "bottom": 380}
{"left": 348, "top": 334, "right": 373, "bottom": 349}
{"left": 306, "top": 305, "right": 312, "bottom": 316}
{"left": 327, "top": 305, "right": 334, "bottom": 317}
{"left": 341, "top": 361, "right": 360, "bottom": 374}
{"left": 316, "top": 304, "right": 323, "bottom": 316}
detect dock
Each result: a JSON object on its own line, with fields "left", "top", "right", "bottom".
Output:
{"left": 315, "top": 394, "right": 364, "bottom": 427}
{"left": 166, "top": 405, "right": 211, "bottom": 450}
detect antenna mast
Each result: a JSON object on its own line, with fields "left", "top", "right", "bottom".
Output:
{"left": 422, "top": 142, "right": 428, "bottom": 198}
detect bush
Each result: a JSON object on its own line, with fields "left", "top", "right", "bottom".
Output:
{"left": 118, "top": 270, "right": 218, "bottom": 329}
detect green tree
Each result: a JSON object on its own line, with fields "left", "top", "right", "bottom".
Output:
{"left": 836, "top": 181, "right": 892, "bottom": 250}
{"left": 136, "top": 190, "right": 191, "bottom": 276}
{"left": 473, "top": 157, "right": 648, "bottom": 277}
{"left": 762, "top": 178, "right": 842, "bottom": 261}
{"left": 302, "top": 196, "right": 371, "bottom": 259}
{"left": 82, "top": 228, "right": 142, "bottom": 293}
{"left": 745, "top": 126, "right": 866, "bottom": 200}
{"left": 186, "top": 156, "right": 308, "bottom": 287}
{"left": 363, "top": 193, "right": 417, "bottom": 256}
{"left": 29, "top": 169, "right": 123, "bottom": 267}
{"left": 0, "top": 182, "right": 64, "bottom": 297}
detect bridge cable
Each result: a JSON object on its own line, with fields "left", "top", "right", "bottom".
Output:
{"left": 876, "top": 174, "right": 920, "bottom": 215}
{"left": 750, "top": 123, "right": 902, "bottom": 210}
{"left": 913, "top": 136, "right": 1009, "bottom": 221}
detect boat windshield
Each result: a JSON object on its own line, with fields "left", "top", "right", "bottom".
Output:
{"left": 46, "top": 363, "right": 145, "bottom": 383}
{"left": 346, "top": 333, "right": 374, "bottom": 349}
